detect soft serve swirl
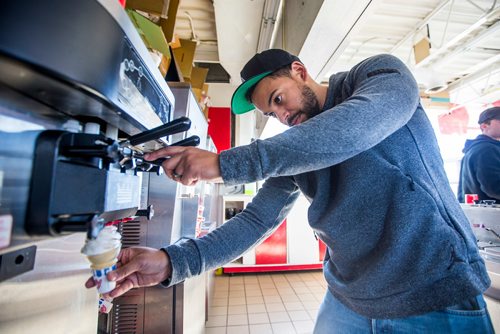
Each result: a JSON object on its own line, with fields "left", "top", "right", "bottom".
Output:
{"left": 81, "top": 225, "right": 121, "bottom": 255}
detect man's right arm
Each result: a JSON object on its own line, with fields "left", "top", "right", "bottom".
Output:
{"left": 219, "top": 54, "right": 420, "bottom": 186}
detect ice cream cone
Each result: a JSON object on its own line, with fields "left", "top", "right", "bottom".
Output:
{"left": 86, "top": 246, "right": 120, "bottom": 270}
{"left": 82, "top": 225, "right": 122, "bottom": 293}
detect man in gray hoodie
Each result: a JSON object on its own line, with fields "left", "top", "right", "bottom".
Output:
{"left": 87, "top": 50, "right": 493, "bottom": 333}
{"left": 458, "top": 106, "right": 500, "bottom": 203}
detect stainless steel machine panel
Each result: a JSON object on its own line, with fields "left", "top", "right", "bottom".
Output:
{"left": 0, "top": 233, "right": 97, "bottom": 334}
{"left": 461, "top": 204, "right": 500, "bottom": 300}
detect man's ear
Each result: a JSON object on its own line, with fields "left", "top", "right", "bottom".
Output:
{"left": 291, "top": 61, "right": 307, "bottom": 81}
{"left": 479, "top": 122, "right": 488, "bottom": 132}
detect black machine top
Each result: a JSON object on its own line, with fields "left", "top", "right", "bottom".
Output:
{"left": 0, "top": 0, "right": 175, "bottom": 138}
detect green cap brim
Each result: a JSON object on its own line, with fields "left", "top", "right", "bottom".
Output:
{"left": 231, "top": 71, "right": 272, "bottom": 115}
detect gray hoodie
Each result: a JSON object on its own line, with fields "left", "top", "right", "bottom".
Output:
{"left": 164, "top": 54, "right": 489, "bottom": 318}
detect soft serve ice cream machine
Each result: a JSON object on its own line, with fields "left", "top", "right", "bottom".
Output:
{"left": 0, "top": 0, "right": 201, "bottom": 275}
{"left": 0, "top": 1, "right": 205, "bottom": 331}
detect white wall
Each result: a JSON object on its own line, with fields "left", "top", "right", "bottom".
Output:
{"left": 207, "top": 83, "right": 236, "bottom": 108}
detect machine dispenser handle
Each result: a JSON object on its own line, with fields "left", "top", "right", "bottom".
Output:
{"left": 171, "top": 135, "right": 201, "bottom": 147}
{"left": 122, "top": 116, "right": 192, "bottom": 146}
{"left": 148, "top": 135, "right": 201, "bottom": 166}
{"left": 135, "top": 205, "right": 154, "bottom": 220}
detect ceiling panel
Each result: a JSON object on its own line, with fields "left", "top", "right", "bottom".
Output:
{"left": 170, "top": 0, "right": 499, "bottom": 108}
{"left": 174, "top": 0, "right": 219, "bottom": 62}
{"left": 307, "top": 0, "right": 499, "bottom": 104}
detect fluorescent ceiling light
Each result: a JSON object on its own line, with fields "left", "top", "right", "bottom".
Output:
{"left": 257, "top": 0, "right": 282, "bottom": 52}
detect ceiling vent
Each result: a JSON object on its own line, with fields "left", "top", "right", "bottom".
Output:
{"left": 195, "top": 62, "right": 230, "bottom": 83}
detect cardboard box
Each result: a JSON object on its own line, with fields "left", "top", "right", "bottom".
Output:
{"left": 413, "top": 37, "right": 431, "bottom": 64}
{"left": 158, "top": 53, "right": 171, "bottom": 77}
{"left": 171, "top": 39, "right": 197, "bottom": 79}
{"left": 169, "top": 34, "right": 182, "bottom": 49}
{"left": 201, "top": 83, "right": 210, "bottom": 119}
{"left": 192, "top": 88, "right": 202, "bottom": 104}
{"left": 127, "top": 10, "right": 170, "bottom": 56}
{"left": 186, "top": 66, "right": 209, "bottom": 89}
{"left": 149, "top": 50, "right": 172, "bottom": 77}
{"left": 127, "top": 10, "right": 172, "bottom": 75}
{"left": 127, "top": 0, "right": 180, "bottom": 43}
{"left": 192, "top": 83, "right": 210, "bottom": 119}
{"left": 192, "top": 83, "right": 208, "bottom": 102}
{"left": 159, "top": 0, "right": 179, "bottom": 43}
{"left": 126, "top": 0, "right": 169, "bottom": 17}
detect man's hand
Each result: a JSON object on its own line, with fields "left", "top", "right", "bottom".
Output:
{"left": 85, "top": 247, "right": 171, "bottom": 298}
{"left": 145, "top": 146, "right": 222, "bottom": 186}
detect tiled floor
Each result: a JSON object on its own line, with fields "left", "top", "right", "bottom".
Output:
{"left": 205, "top": 270, "right": 326, "bottom": 334}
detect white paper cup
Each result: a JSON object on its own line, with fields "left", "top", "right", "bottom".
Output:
{"left": 98, "top": 297, "right": 114, "bottom": 314}
{"left": 92, "top": 263, "right": 117, "bottom": 294}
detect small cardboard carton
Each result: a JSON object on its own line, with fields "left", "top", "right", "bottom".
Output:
{"left": 171, "top": 39, "right": 197, "bottom": 80}
{"left": 413, "top": 37, "right": 431, "bottom": 64}
{"left": 186, "top": 66, "right": 209, "bottom": 90}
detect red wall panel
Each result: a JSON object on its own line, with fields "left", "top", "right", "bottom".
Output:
{"left": 207, "top": 107, "right": 231, "bottom": 153}
{"left": 437, "top": 106, "right": 469, "bottom": 135}
{"left": 255, "top": 220, "right": 287, "bottom": 265}
{"left": 319, "top": 239, "right": 327, "bottom": 261}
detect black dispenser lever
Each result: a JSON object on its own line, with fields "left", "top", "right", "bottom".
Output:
{"left": 121, "top": 116, "right": 191, "bottom": 147}
{"left": 147, "top": 135, "right": 201, "bottom": 166}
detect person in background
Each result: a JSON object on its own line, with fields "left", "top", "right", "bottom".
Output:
{"left": 87, "top": 49, "right": 494, "bottom": 333}
{"left": 458, "top": 106, "right": 500, "bottom": 204}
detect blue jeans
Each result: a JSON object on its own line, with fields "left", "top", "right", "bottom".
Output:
{"left": 313, "top": 291, "right": 495, "bottom": 334}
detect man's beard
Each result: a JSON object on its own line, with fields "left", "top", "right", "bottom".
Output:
{"left": 290, "top": 85, "right": 321, "bottom": 126}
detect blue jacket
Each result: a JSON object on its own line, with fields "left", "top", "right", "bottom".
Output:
{"left": 458, "top": 134, "right": 500, "bottom": 203}
{"left": 164, "top": 54, "right": 490, "bottom": 318}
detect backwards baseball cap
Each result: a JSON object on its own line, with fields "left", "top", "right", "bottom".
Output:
{"left": 478, "top": 106, "right": 500, "bottom": 124}
{"left": 231, "top": 49, "right": 300, "bottom": 115}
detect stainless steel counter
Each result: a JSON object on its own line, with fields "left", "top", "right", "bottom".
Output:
{"left": 461, "top": 204, "right": 500, "bottom": 300}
